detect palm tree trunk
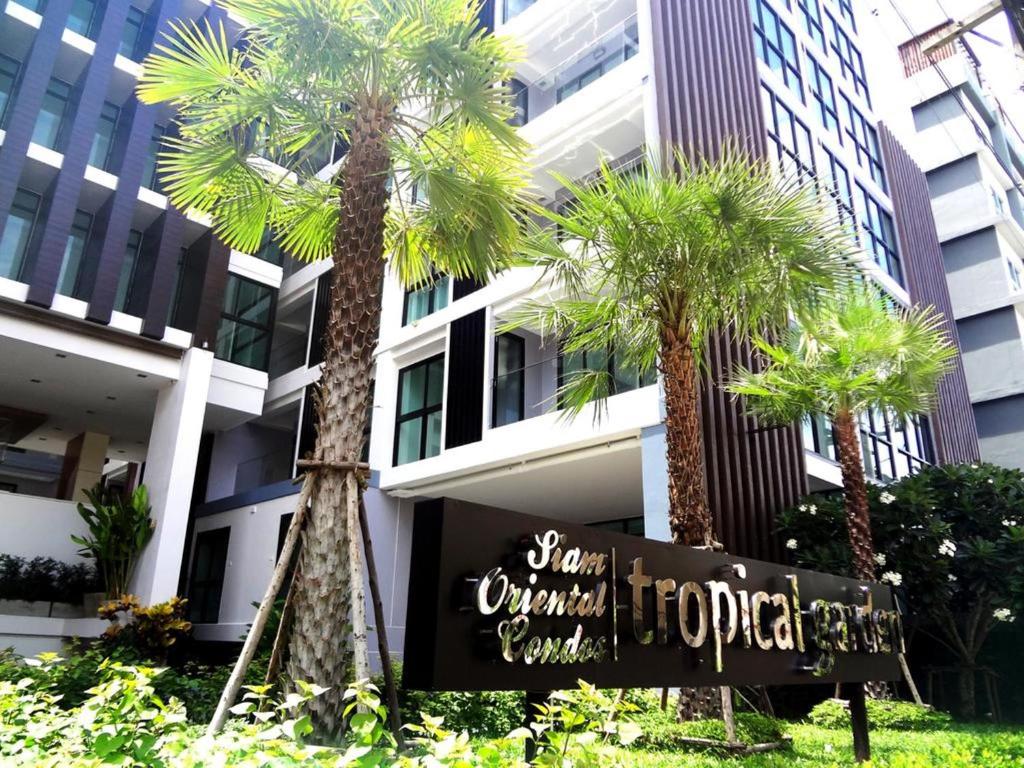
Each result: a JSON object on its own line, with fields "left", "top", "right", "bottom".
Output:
{"left": 660, "top": 326, "right": 713, "bottom": 547}
{"left": 832, "top": 409, "right": 875, "bottom": 581}
{"left": 286, "top": 99, "right": 392, "bottom": 738}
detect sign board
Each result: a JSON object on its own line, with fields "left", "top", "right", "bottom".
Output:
{"left": 403, "top": 499, "right": 902, "bottom": 691}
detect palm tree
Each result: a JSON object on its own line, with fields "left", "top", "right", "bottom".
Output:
{"left": 516, "top": 149, "right": 852, "bottom": 549}
{"left": 727, "top": 289, "right": 956, "bottom": 580}
{"left": 137, "top": 0, "right": 528, "bottom": 733}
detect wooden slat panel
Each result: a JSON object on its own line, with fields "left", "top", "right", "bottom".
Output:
{"left": 878, "top": 123, "right": 981, "bottom": 464}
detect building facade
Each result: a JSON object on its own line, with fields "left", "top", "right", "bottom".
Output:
{"left": 0, "top": 0, "right": 978, "bottom": 655}
{"left": 888, "top": 22, "right": 1024, "bottom": 470}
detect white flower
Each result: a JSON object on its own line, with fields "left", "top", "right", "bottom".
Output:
{"left": 799, "top": 504, "right": 808, "bottom": 512}
{"left": 824, "top": 744, "right": 834, "bottom": 753}
{"left": 880, "top": 492, "right": 896, "bottom": 505}
{"left": 873, "top": 553, "right": 887, "bottom": 567}
{"left": 994, "top": 608, "right": 1016, "bottom": 623}
{"left": 948, "top": 574, "right": 958, "bottom": 583}
{"left": 881, "top": 571, "right": 903, "bottom": 587}
{"left": 786, "top": 538, "right": 798, "bottom": 550}
{"left": 938, "top": 539, "right": 957, "bottom": 557}
{"left": 971, "top": 464, "right": 979, "bottom": 469}
{"left": 808, "top": 504, "right": 818, "bottom": 515}
{"left": 987, "top": 478, "right": 995, "bottom": 485}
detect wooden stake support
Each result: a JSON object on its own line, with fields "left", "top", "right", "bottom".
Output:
{"left": 843, "top": 682, "right": 871, "bottom": 763}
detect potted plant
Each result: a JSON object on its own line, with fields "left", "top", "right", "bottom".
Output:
{"left": 72, "top": 484, "right": 154, "bottom": 608}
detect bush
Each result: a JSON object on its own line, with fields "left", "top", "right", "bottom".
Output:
{"left": 632, "top": 703, "right": 787, "bottom": 750}
{"left": 0, "top": 554, "right": 100, "bottom": 604}
{"left": 808, "top": 697, "right": 953, "bottom": 731}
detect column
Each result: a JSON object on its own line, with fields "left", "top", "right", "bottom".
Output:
{"left": 131, "top": 347, "right": 213, "bottom": 604}
{"left": 640, "top": 424, "right": 672, "bottom": 543}
{"left": 57, "top": 431, "right": 110, "bottom": 502}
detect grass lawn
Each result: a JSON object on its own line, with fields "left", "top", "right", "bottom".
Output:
{"left": 610, "top": 722, "right": 1024, "bottom": 767}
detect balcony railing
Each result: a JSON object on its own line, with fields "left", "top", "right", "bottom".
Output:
{"left": 510, "top": 16, "right": 639, "bottom": 127}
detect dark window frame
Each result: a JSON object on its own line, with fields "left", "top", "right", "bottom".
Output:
{"left": 393, "top": 353, "right": 445, "bottom": 466}
{"left": 806, "top": 54, "right": 839, "bottom": 137}
{"left": 88, "top": 100, "right": 121, "bottom": 171}
{"left": 797, "top": 0, "right": 825, "bottom": 49}
{"left": 839, "top": 93, "right": 885, "bottom": 188}
{"left": 215, "top": 273, "right": 278, "bottom": 371}
{"left": 33, "top": 76, "right": 74, "bottom": 151}
{"left": 492, "top": 333, "right": 525, "bottom": 428}
{"left": 825, "top": 9, "right": 869, "bottom": 103}
{"left": 0, "top": 53, "right": 22, "bottom": 130}
{"left": 751, "top": 0, "right": 804, "bottom": 98}
{"left": 854, "top": 183, "right": 902, "bottom": 284}
{"left": 1, "top": 187, "right": 42, "bottom": 281}
{"left": 556, "top": 346, "right": 656, "bottom": 410}
{"left": 761, "top": 85, "right": 816, "bottom": 182}
{"left": 402, "top": 274, "right": 450, "bottom": 325}
{"left": 554, "top": 24, "right": 639, "bottom": 104}
{"left": 187, "top": 526, "right": 231, "bottom": 624}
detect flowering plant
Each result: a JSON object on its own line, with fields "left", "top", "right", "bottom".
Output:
{"left": 777, "top": 462, "right": 1024, "bottom": 718}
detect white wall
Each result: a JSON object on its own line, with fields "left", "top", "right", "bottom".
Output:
{"left": 0, "top": 491, "right": 90, "bottom": 563}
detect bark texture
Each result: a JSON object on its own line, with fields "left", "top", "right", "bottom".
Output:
{"left": 660, "top": 326, "right": 714, "bottom": 547}
{"left": 286, "top": 98, "right": 391, "bottom": 737}
{"left": 832, "top": 409, "right": 876, "bottom": 581}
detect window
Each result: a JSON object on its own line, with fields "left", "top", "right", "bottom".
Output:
{"left": 854, "top": 185, "right": 902, "bottom": 284}
{"left": 119, "top": 6, "right": 146, "bottom": 60}
{"left": 859, "top": 410, "right": 931, "bottom": 482}
{"left": 797, "top": 0, "right": 825, "bottom": 49}
{"left": 509, "top": 78, "right": 528, "bottom": 127}
{"left": 0, "top": 54, "right": 20, "bottom": 129}
{"left": 839, "top": 94, "right": 884, "bottom": 188}
{"left": 88, "top": 101, "right": 120, "bottom": 171}
{"left": 493, "top": 333, "right": 524, "bottom": 427}
{"left": 823, "top": 149, "right": 855, "bottom": 225}
{"left": 761, "top": 86, "right": 816, "bottom": 181}
{"left": 588, "top": 517, "right": 644, "bottom": 536}
{"left": 828, "top": 0, "right": 856, "bottom": 30}
{"left": 216, "top": 274, "right": 276, "bottom": 370}
{"left": 806, "top": 55, "right": 839, "bottom": 137}
{"left": 555, "top": 24, "right": 639, "bottom": 103}
{"left": 802, "top": 413, "right": 836, "bottom": 461}
{"left": 502, "top": 0, "right": 537, "bottom": 22}
{"left": 750, "top": 0, "right": 803, "bottom": 98}
{"left": 1007, "top": 256, "right": 1023, "bottom": 292}
{"left": 188, "top": 527, "right": 230, "bottom": 623}
{"left": 394, "top": 355, "right": 444, "bottom": 465}
{"left": 558, "top": 348, "right": 655, "bottom": 408}
{"left": 55, "top": 210, "right": 93, "bottom": 298}
{"left": 67, "top": 0, "right": 98, "bottom": 39}
{"left": 142, "top": 124, "right": 166, "bottom": 191}
{"left": 32, "top": 77, "right": 72, "bottom": 151}
{"left": 0, "top": 189, "right": 40, "bottom": 281}
{"left": 114, "top": 229, "right": 143, "bottom": 312}
{"left": 825, "top": 10, "right": 868, "bottom": 103}
{"left": 403, "top": 274, "right": 449, "bottom": 325}
{"left": 253, "top": 229, "right": 284, "bottom": 266}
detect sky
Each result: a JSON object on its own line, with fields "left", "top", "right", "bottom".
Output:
{"left": 864, "top": 0, "right": 1024, "bottom": 131}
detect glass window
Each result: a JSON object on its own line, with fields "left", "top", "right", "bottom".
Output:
{"left": 215, "top": 274, "right": 276, "bottom": 370}
{"left": 1007, "top": 256, "right": 1023, "bottom": 292}
{"left": 188, "top": 526, "right": 230, "bottom": 623}
{"left": 142, "top": 124, "right": 166, "bottom": 191}
{"left": 167, "top": 247, "right": 186, "bottom": 325}
{"left": 394, "top": 355, "right": 445, "bottom": 465}
{"left": 67, "top": 0, "right": 98, "bottom": 39}
{"left": 32, "top": 77, "right": 72, "bottom": 151}
{"left": 403, "top": 274, "right": 449, "bottom": 325}
{"left": 509, "top": 78, "right": 528, "bottom": 127}
{"left": 823, "top": 148, "right": 855, "bottom": 226}
{"left": 119, "top": 6, "right": 146, "bottom": 60}
{"left": 493, "top": 333, "right": 524, "bottom": 428}
{"left": 55, "top": 210, "right": 93, "bottom": 298}
{"left": 88, "top": 101, "right": 120, "bottom": 171}
{"left": 806, "top": 55, "right": 839, "bottom": 137}
{"left": 761, "top": 86, "right": 816, "bottom": 182}
{"left": 750, "top": 0, "right": 803, "bottom": 98}
{"left": 797, "top": 0, "right": 825, "bottom": 49}
{"left": 859, "top": 409, "right": 930, "bottom": 482}
{"left": 502, "top": 0, "right": 537, "bottom": 22}
{"left": 827, "top": 0, "right": 857, "bottom": 31}
{"left": 554, "top": 23, "right": 638, "bottom": 104}
{"left": 854, "top": 184, "right": 902, "bottom": 284}
{"left": 0, "top": 54, "right": 20, "bottom": 129}
{"left": 824, "top": 9, "right": 869, "bottom": 103}
{"left": 114, "top": 229, "right": 143, "bottom": 313}
{"left": 839, "top": 94, "right": 885, "bottom": 188}
{"left": 558, "top": 347, "right": 655, "bottom": 409}
{"left": 0, "top": 189, "right": 41, "bottom": 281}
{"left": 802, "top": 413, "right": 836, "bottom": 461}
{"left": 253, "top": 229, "right": 284, "bottom": 266}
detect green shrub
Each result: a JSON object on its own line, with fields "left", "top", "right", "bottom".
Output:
{"left": 808, "top": 697, "right": 953, "bottom": 731}
{"left": 632, "top": 707, "right": 787, "bottom": 750}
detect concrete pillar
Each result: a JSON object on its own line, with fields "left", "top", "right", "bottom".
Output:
{"left": 640, "top": 424, "right": 672, "bottom": 542}
{"left": 58, "top": 431, "right": 110, "bottom": 502}
{"left": 131, "top": 347, "right": 213, "bottom": 604}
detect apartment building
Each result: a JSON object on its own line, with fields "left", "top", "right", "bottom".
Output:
{"left": 0, "top": 0, "right": 978, "bottom": 655}
{"left": 884, "top": 21, "right": 1024, "bottom": 470}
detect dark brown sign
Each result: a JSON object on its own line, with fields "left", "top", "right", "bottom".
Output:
{"left": 403, "top": 498, "right": 902, "bottom": 691}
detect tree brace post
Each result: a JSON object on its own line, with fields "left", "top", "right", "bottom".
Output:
{"left": 844, "top": 681, "right": 871, "bottom": 763}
